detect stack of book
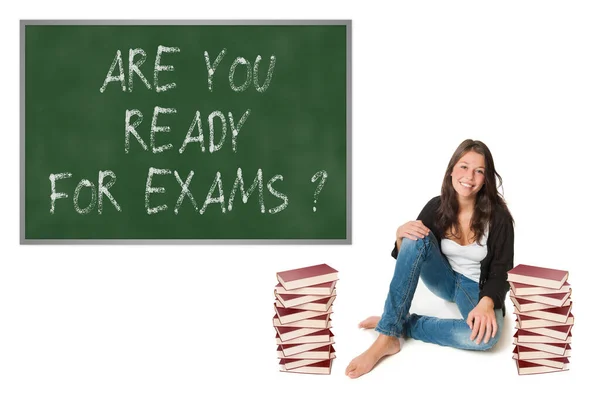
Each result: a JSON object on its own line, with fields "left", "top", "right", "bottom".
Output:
{"left": 273, "top": 263, "right": 338, "bottom": 375}
{"left": 508, "top": 264, "right": 574, "bottom": 375}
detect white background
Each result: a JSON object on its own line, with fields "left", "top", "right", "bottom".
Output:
{"left": 2, "top": 1, "right": 599, "bottom": 399}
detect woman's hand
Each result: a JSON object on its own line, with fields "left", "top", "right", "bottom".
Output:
{"left": 396, "top": 220, "right": 430, "bottom": 241}
{"left": 395, "top": 220, "right": 430, "bottom": 251}
{"left": 466, "top": 296, "right": 497, "bottom": 345}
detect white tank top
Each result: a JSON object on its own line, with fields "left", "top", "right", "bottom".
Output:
{"left": 440, "top": 228, "right": 488, "bottom": 282}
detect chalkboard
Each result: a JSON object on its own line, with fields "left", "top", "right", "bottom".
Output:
{"left": 21, "top": 21, "right": 351, "bottom": 243}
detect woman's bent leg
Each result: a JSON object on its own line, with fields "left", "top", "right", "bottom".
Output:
{"left": 357, "top": 233, "right": 456, "bottom": 330}
{"left": 375, "top": 233, "right": 454, "bottom": 337}
{"left": 347, "top": 233, "right": 460, "bottom": 379}
{"left": 418, "top": 234, "right": 457, "bottom": 302}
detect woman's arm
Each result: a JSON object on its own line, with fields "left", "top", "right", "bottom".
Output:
{"left": 479, "top": 217, "right": 515, "bottom": 309}
{"left": 468, "top": 211, "right": 514, "bottom": 344}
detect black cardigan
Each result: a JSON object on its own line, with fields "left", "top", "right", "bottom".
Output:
{"left": 391, "top": 196, "right": 515, "bottom": 316}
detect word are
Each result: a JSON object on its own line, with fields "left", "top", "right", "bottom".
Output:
{"left": 100, "top": 46, "right": 181, "bottom": 93}
{"left": 49, "top": 171, "right": 121, "bottom": 214}
{"left": 99, "top": 46, "right": 276, "bottom": 93}
{"left": 145, "top": 167, "right": 288, "bottom": 215}
{"left": 126, "top": 107, "right": 251, "bottom": 154}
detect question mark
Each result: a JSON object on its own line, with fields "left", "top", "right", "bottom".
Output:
{"left": 310, "top": 170, "right": 328, "bottom": 212}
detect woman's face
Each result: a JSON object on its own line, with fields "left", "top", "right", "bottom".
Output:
{"left": 451, "top": 150, "right": 486, "bottom": 200}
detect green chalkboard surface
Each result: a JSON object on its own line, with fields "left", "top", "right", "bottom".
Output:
{"left": 22, "top": 21, "right": 350, "bottom": 242}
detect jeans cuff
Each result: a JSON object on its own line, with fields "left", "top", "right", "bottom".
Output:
{"left": 374, "top": 325, "right": 402, "bottom": 339}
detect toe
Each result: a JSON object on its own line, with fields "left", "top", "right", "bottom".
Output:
{"left": 345, "top": 361, "right": 355, "bottom": 375}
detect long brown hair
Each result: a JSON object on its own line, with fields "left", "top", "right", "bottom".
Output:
{"left": 437, "top": 139, "right": 513, "bottom": 244}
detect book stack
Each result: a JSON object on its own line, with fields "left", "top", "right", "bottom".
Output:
{"left": 273, "top": 263, "right": 338, "bottom": 375}
{"left": 508, "top": 264, "right": 574, "bottom": 375}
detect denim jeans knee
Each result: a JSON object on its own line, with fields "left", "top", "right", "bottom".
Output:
{"left": 399, "top": 234, "right": 431, "bottom": 255}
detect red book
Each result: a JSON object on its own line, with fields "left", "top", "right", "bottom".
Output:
{"left": 278, "top": 358, "right": 321, "bottom": 371}
{"left": 275, "top": 329, "right": 334, "bottom": 345}
{"left": 272, "top": 313, "right": 332, "bottom": 329}
{"left": 513, "top": 304, "right": 573, "bottom": 324}
{"left": 515, "top": 359, "right": 569, "bottom": 375}
{"left": 507, "top": 264, "right": 569, "bottom": 289}
{"left": 513, "top": 344, "right": 572, "bottom": 360}
{"left": 511, "top": 351, "right": 569, "bottom": 369}
{"left": 275, "top": 281, "right": 337, "bottom": 296}
{"left": 518, "top": 324, "right": 573, "bottom": 341}
{"left": 279, "top": 359, "right": 333, "bottom": 375}
{"left": 277, "top": 345, "right": 335, "bottom": 360}
{"left": 278, "top": 349, "right": 336, "bottom": 371}
{"left": 275, "top": 295, "right": 336, "bottom": 312}
{"left": 275, "top": 290, "right": 337, "bottom": 308}
{"left": 510, "top": 295, "right": 571, "bottom": 312}
{"left": 277, "top": 340, "right": 335, "bottom": 357}
{"left": 276, "top": 264, "right": 338, "bottom": 290}
{"left": 274, "top": 304, "right": 333, "bottom": 324}
{"left": 274, "top": 325, "right": 332, "bottom": 342}
{"left": 512, "top": 338, "right": 570, "bottom": 356}
{"left": 509, "top": 281, "right": 571, "bottom": 296}
{"left": 510, "top": 290, "right": 571, "bottom": 307}
{"left": 513, "top": 330, "right": 572, "bottom": 344}
{"left": 516, "top": 312, "right": 574, "bottom": 329}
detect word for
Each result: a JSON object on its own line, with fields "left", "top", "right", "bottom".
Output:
{"left": 125, "top": 107, "right": 251, "bottom": 154}
{"left": 49, "top": 171, "right": 121, "bottom": 214}
{"left": 48, "top": 168, "right": 288, "bottom": 215}
{"left": 99, "top": 46, "right": 276, "bottom": 93}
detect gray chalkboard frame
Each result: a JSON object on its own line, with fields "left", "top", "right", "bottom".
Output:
{"left": 20, "top": 19, "right": 352, "bottom": 245}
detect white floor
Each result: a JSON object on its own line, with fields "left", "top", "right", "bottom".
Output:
{"left": 274, "top": 275, "right": 583, "bottom": 400}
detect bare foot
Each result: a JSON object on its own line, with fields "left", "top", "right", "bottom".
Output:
{"left": 345, "top": 334, "right": 401, "bottom": 379}
{"left": 358, "top": 316, "right": 381, "bottom": 329}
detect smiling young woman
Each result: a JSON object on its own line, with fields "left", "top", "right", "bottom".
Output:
{"left": 345, "top": 139, "right": 515, "bottom": 379}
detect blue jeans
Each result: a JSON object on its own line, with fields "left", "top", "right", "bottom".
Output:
{"left": 375, "top": 233, "right": 503, "bottom": 350}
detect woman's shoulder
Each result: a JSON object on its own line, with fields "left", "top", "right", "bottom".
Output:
{"left": 417, "top": 196, "right": 441, "bottom": 221}
{"left": 424, "top": 195, "right": 442, "bottom": 208}
{"left": 492, "top": 202, "right": 514, "bottom": 227}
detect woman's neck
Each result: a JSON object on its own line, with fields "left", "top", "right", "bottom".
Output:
{"left": 457, "top": 196, "right": 476, "bottom": 214}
